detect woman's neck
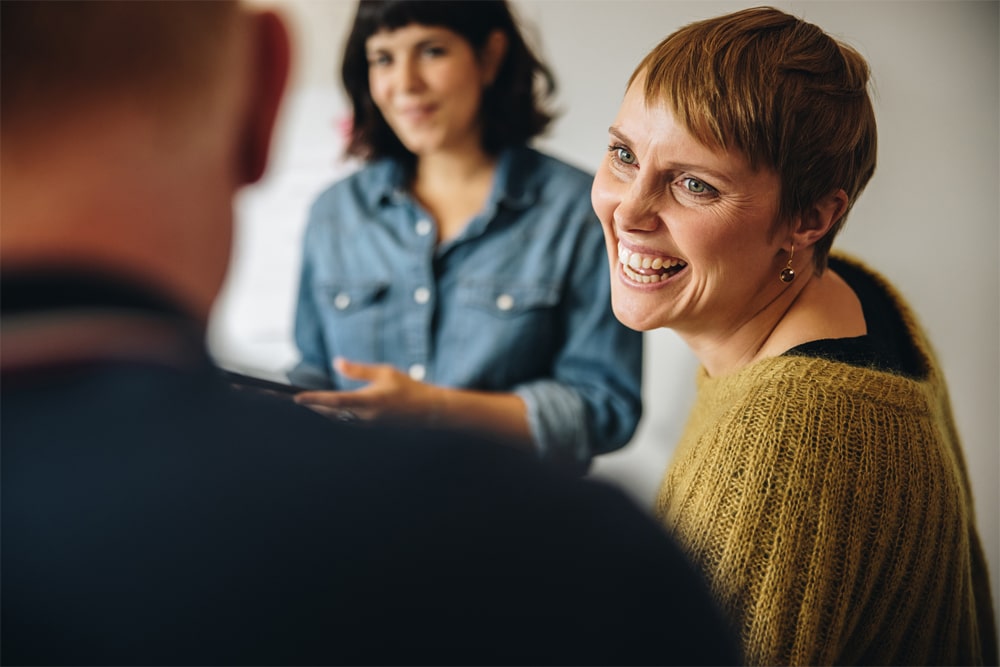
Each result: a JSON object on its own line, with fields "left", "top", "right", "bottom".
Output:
{"left": 682, "top": 268, "right": 866, "bottom": 378}
{"left": 412, "top": 146, "right": 498, "bottom": 243}
{"left": 414, "top": 143, "right": 495, "bottom": 188}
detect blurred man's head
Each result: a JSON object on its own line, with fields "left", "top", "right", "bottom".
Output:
{"left": 1, "top": 1, "right": 289, "bottom": 321}
{"left": 3, "top": 2, "right": 239, "bottom": 127}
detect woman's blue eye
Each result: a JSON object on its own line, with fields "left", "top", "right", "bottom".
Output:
{"left": 683, "top": 177, "right": 711, "bottom": 194}
{"left": 614, "top": 146, "right": 636, "bottom": 165}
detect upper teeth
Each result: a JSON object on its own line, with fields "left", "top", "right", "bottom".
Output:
{"left": 617, "top": 242, "right": 686, "bottom": 276}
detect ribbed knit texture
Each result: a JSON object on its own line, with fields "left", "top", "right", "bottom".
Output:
{"left": 656, "top": 257, "right": 997, "bottom": 665}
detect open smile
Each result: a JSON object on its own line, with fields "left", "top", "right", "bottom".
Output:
{"left": 617, "top": 242, "right": 687, "bottom": 284}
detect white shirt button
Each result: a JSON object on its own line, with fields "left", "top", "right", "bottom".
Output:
{"left": 408, "top": 364, "right": 426, "bottom": 381}
{"left": 413, "top": 287, "right": 431, "bottom": 304}
{"left": 495, "top": 293, "right": 515, "bottom": 311}
{"left": 415, "top": 219, "right": 433, "bottom": 236}
{"left": 334, "top": 292, "right": 351, "bottom": 310}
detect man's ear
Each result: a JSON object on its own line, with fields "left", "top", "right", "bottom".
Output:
{"left": 240, "top": 10, "right": 290, "bottom": 185}
{"left": 791, "top": 188, "right": 849, "bottom": 248}
{"left": 480, "top": 30, "right": 508, "bottom": 86}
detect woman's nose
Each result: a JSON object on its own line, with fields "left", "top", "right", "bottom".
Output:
{"left": 395, "top": 57, "right": 424, "bottom": 92}
{"left": 613, "top": 184, "right": 664, "bottom": 233}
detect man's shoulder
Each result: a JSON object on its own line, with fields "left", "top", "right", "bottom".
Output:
{"left": 3, "top": 360, "right": 740, "bottom": 665}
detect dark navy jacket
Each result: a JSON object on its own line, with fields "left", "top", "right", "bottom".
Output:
{"left": 2, "top": 273, "right": 738, "bottom": 666}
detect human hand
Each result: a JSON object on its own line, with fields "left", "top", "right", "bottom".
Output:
{"left": 293, "top": 357, "right": 444, "bottom": 426}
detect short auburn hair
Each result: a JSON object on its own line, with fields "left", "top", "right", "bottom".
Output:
{"left": 340, "top": 0, "right": 556, "bottom": 166}
{"left": 632, "top": 6, "right": 877, "bottom": 273}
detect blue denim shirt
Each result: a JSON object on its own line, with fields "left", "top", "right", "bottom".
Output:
{"left": 290, "top": 146, "right": 643, "bottom": 466}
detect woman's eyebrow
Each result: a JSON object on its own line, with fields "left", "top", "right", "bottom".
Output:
{"left": 608, "top": 125, "right": 631, "bottom": 145}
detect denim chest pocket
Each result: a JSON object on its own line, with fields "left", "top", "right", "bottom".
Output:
{"left": 458, "top": 283, "right": 560, "bottom": 316}
{"left": 319, "top": 282, "right": 387, "bottom": 314}
{"left": 314, "top": 281, "right": 388, "bottom": 363}
{"left": 453, "top": 282, "right": 562, "bottom": 373}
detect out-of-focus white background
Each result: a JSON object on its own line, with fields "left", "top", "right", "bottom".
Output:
{"left": 209, "top": 1, "right": 999, "bottom": 624}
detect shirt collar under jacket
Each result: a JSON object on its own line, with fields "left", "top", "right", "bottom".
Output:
{"left": 363, "top": 146, "right": 539, "bottom": 214}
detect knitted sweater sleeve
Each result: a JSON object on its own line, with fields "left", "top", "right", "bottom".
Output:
{"left": 657, "top": 357, "right": 984, "bottom": 665}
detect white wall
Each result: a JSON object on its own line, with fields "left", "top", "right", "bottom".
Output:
{"left": 209, "top": 0, "right": 999, "bottom": 627}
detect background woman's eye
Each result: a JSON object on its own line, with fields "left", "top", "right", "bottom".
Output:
{"left": 616, "top": 147, "right": 636, "bottom": 165}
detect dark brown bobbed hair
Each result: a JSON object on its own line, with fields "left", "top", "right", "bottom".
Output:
{"left": 340, "top": 0, "right": 557, "bottom": 166}
{"left": 632, "top": 6, "right": 877, "bottom": 273}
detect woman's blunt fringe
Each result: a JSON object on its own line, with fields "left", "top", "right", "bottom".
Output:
{"left": 340, "top": 0, "right": 557, "bottom": 164}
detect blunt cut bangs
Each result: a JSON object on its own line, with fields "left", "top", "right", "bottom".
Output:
{"left": 631, "top": 6, "right": 877, "bottom": 272}
{"left": 341, "top": 0, "right": 556, "bottom": 163}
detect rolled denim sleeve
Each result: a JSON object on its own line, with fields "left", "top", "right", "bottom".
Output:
{"left": 514, "top": 380, "right": 592, "bottom": 468}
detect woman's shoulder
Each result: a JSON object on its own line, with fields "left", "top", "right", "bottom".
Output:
{"left": 688, "top": 357, "right": 950, "bottom": 481}
{"left": 508, "top": 146, "right": 595, "bottom": 192}
{"left": 309, "top": 159, "right": 399, "bottom": 214}
{"left": 827, "top": 252, "right": 939, "bottom": 379}
{"left": 703, "top": 354, "right": 935, "bottom": 418}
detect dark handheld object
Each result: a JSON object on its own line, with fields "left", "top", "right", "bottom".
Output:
{"left": 222, "top": 370, "right": 306, "bottom": 399}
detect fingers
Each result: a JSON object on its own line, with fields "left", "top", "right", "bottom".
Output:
{"left": 294, "top": 389, "right": 370, "bottom": 410}
{"left": 293, "top": 391, "right": 373, "bottom": 422}
{"left": 294, "top": 356, "right": 389, "bottom": 410}
{"left": 333, "top": 356, "right": 383, "bottom": 382}
{"left": 295, "top": 359, "right": 418, "bottom": 425}
{"left": 293, "top": 389, "right": 345, "bottom": 407}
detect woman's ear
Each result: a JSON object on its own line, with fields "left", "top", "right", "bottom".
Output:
{"left": 240, "top": 10, "right": 290, "bottom": 185}
{"left": 791, "top": 188, "right": 849, "bottom": 248}
{"left": 480, "top": 30, "right": 509, "bottom": 86}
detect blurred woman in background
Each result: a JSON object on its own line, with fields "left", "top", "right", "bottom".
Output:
{"left": 291, "top": 0, "right": 642, "bottom": 470}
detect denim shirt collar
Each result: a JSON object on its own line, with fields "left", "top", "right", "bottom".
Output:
{"left": 365, "top": 146, "right": 539, "bottom": 213}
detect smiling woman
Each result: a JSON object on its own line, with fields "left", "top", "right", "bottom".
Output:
{"left": 592, "top": 6, "right": 997, "bottom": 665}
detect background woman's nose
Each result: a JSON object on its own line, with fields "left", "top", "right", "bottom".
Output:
{"left": 397, "top": 57, "right": 424, "bottom": 92}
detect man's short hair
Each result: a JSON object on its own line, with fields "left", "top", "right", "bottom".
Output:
{"left": 1, "top": 1, "right": 239, "bottom": 126}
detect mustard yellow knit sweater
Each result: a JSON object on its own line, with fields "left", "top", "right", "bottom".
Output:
{"left": 656, "top": 258, "right": 996, "bottom": 665}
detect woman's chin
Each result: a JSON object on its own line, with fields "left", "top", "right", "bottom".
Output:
{"left": 611, "top": 296, "right": 666, "bottom": 332}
